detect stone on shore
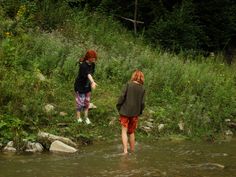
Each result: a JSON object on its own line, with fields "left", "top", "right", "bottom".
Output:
{"left": 25, "top": 142, "right": 44, "bottom": 152}
{"left": 49, "top": 140, "right": 77, "bottom": 153}
{"left": 38, "top": 131, "right": 77, "bottom": 147}
{"left": 3, "top": 141, "right": 16, "bottom": 152}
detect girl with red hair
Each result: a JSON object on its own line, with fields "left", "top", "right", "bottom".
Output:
{"left": 116, "top": 70, "right": 145, "bottom": 154}
{"left": 74, "top": 50, "right": 98, "bottom": 124}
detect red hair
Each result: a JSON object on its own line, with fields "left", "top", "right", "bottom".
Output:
{"left": 80, "top": 50, "right": 97, "bottom": 62}
{"left": 131, "top": 70, "right": 144, "bottom": 85}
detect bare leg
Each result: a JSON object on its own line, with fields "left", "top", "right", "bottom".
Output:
{"left": 129, "top": 133, "right": 135, "bottom": 152}
{"left": 76, "top": 111, "right": 83, "bottom": 122}
{"left": 84, "top": 108, "right": 91, "bottom": 124}
{"left": 121, "top": 126, "right": 128, "bottom": 154}
{"left": 76, "top": 111, "right": 81, "bottom": 119}
{"left": 84, "top": 108, "right": 88, "bottom": 118}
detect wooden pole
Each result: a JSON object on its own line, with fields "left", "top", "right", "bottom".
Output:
{"left": 115, "top": 0, "right": 144, "bottom": 35}
{"left": 134, "top": 0, "right": 138, "bottom": 35}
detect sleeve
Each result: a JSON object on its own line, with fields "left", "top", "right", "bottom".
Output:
{"left": 140, "top": 90, "right": 145, "bottom": 115}
{"left": 116, "top": 83, "right": 128, "bottom": 111}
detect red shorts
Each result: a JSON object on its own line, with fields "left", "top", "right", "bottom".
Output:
{"left": 119, "top": 115, "right": 138, "bottom": 134}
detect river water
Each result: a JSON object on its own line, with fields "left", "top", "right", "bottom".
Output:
{"left": 0, "top": 138, "right": 235, "bottom": 177}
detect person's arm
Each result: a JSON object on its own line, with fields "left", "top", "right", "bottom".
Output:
{"left": 116, "top": 83, "right": 128, "bottom": 111}
{"left": 88, "top": 74, "right": 97, "bottom": 89}
{"left": 140, "top": 90, "right": 145, "bottom": 115}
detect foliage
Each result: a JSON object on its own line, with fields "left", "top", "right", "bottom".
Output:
{"left": 0, "top": 114, "right": 27, "bottom": 145}
{"left": 0, "top": 3, "right": 236, "bottom": 148}
{"left": 2, "top": 0, "right": 236, "bottom": 53}
{"left": 194, "top": 0, "right": 236, "bottom": 50}
{"left": 93, "top": 0, "right": 236, "bottom": 53}
{"left": 146, "top": 0, "right": 203, "bottom": 52}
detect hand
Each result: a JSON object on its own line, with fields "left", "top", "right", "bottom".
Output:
{"left": 91, "top": 81, "right": 97, "bottom": 89}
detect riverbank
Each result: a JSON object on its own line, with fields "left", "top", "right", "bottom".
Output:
{"left": 1, "top": 9, "right": 236, "bottom": 146}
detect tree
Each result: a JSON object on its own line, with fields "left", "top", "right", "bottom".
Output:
{"left": 194, "top": 0, "right": 236, "bottom": 51}
{"left": 146, "top": 0, "right": 203, "bottom": 52}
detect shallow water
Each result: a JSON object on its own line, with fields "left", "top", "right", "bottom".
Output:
{"left": 0, "top": 138, "right": 236, "bottom": 177}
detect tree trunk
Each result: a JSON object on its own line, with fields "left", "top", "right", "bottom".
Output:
{"left": 134, "top": 0, "right": 138, "bottom": 35}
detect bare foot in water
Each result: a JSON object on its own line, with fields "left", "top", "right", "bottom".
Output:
{"left": 117, "top": 152, "right": 129, "bottom": 156}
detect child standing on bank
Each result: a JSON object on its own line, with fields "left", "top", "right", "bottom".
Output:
{"left": 116, "top": 70, "right": 145, "bottom": 154}
{"left": 74, "top": 50, "right": 97, "bottom": 124}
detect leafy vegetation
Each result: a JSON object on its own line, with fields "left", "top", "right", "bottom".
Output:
{"left": 94, "top": 0, "right": 236, "bottom": 53}
{"left": 0, "top": 1, "right": 236, "bottom": 148}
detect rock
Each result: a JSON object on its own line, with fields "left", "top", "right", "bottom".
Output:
{"left": 148, "top": 118, "right": 154, "bottom": 122}
{"left": 145, "top": 121, "right": 153, "bottom": 128}
{"left": 227, "top": 122, "right": 236, "bottom": 129}
{"left": 141, "top": 126, "right": 152, "bottom": 133}
{"left": 210, "top": 52, "right": 215, "bottom": 57}
{"left": 36, "top": 71, "right": 46, "bottom": 81}
{"left": 25, "top": 142, "right": 44, "bottom": 152}
{"left": 141, "top": 120, "right": 154, "bottom": 133}
{"left": 59, "top": 112, "right": 68, "bottom": 116}
{"left": 6, "top": 141, "right": 14, "bottom": 147}
{"left": 148, "top": 110, "right": 155, "bottom": 114}
{"left": 3, "top": 147, "right": 16, "bottom": 152}
{"left": 225, "top": 119, "right": 231, "bottom": 122}
{"left": 44, "top": 104, "right": 54, "bottom": 113}
{"left": 109, "top": 117, "right": 116, "bottom": 126}
{"left": 158, "top": 124, "right": 165, "bottom": 131}
{"left": 178, "top": 121, "right": 184, "bottom": 131}
{"left": 143, "top": 126, "right": 151, "bottom": 130}
{"left": 225, "top": 130, "right": 233, "bottom": 136}
{"left": 34, "top": 143, "right": 44, "bottom": 152}
{"left": 38, "top": 131, "right": 77, "bottom": 147}
{"left": 225, "top": 119, "right": 236, "bottom": 129}
{"left": 50, "top": 140, "right": 77, "bottom": 153}
{"left": 3, "top": 141, "right": 16, "bottom": 152}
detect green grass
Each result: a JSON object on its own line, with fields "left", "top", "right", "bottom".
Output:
{"left": 0, "top": 9, "right": 236, "bottom": 146}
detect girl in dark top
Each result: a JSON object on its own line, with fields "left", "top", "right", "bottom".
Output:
{"left": 116, "top": 70, "right": 145, "bottom": 154}
{"left": 74, "top": 50, "right": 97, "bottom": 124}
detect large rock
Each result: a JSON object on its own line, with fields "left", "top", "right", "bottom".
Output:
{"left": 50, "top": 140, "right": 77, "bottom": 153}
{"left": 38, "top": 131, "right": 77, "bottom": 147}
{"left": 3, "top": 141, "right": 16, "bottom": 152}
{"left": 25, "top": 142, "right": 44, "bottom": 152}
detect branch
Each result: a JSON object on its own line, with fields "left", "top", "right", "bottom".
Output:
{"left": 116, "top": 15, "right": 144, "bottom": 24}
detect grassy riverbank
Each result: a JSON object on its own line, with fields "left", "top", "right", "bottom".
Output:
{"left": 0, "top": 8, "right": 236, "bottom": 147}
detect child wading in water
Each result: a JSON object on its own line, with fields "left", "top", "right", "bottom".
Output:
{"left": 74, "top": 50, "right": 97, "bottom": 124}
{"left": 116, "top": 70, "right": 145, "bottom": 154}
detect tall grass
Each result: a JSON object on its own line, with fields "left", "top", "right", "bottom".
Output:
{"left": 0, "top": 8, "right": 236, "bottom": 143}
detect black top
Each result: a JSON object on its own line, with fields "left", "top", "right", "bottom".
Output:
{"left": 74, "top": 61, "right": 95, "bottom": 93}
{"left": 116, "top": 81, "right": 145, "bottom": 117}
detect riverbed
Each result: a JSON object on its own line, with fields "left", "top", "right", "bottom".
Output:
{"left": 0, "top": 138, "right": 235, "bottom": 177}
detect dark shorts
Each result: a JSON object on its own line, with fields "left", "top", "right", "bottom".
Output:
{"left": 119, "top": 115, "right": 138, "bottom": 134}
{"left": 75, "top": 92, "right": 91, "bottom": 112}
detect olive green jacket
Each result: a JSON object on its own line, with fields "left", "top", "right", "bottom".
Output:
{"left": 116, "top": 81, "right": 145, "bottom": 117}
